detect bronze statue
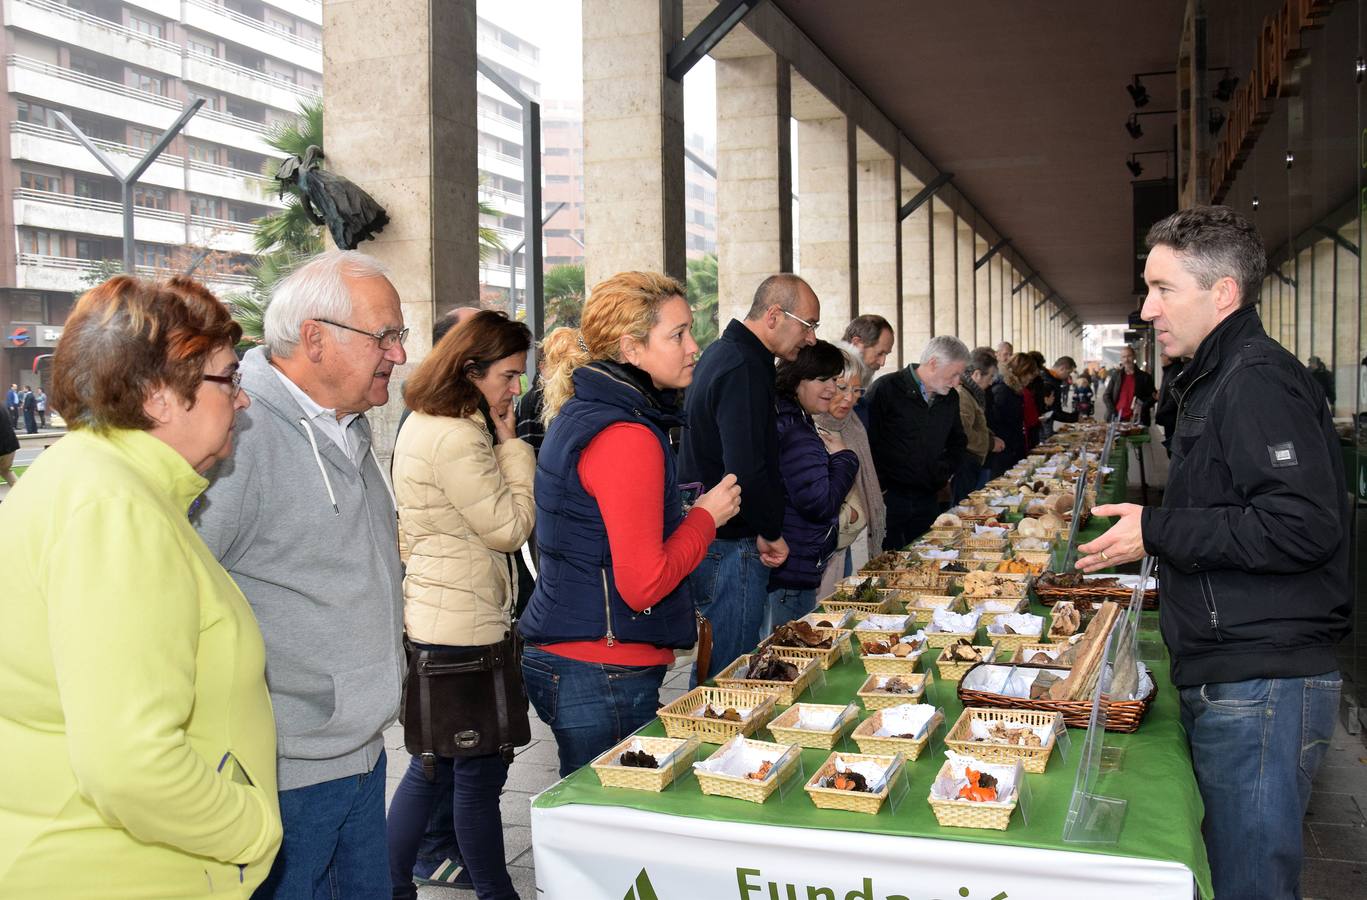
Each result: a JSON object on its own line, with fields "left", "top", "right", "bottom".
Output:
{"left": 275, "top": 145, "right": 389, "bottom": 250}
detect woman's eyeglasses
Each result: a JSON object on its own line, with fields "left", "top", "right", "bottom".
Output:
{"left": 203, "top": 371, "right": 243, "bottom": 397}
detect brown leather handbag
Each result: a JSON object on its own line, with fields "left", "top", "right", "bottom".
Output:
{"left": 401, "top": 631, "right": 531, "bottom": 774}
{"left": 693, "top": 611, "right": 714, "bottom": 684}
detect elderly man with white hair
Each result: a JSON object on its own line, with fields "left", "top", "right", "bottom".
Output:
{"left": 866, "top": 335, "right": 971, "bottom": 549}
{"left": 195, "top": 250, "right": 408, "bottom": 899}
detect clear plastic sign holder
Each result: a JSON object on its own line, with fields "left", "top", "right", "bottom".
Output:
{"left": 774, "top": 743, "right": 807, "bottom": 802}
{"left": 1061, "top": 625, "right": 1128, "bottom": 844}
{"left": 1016, "top": 766, "right": 1035, "bottom": 826}
{"left": 885, "top": 753, "right": 912, "bottom": 813}
{"left": 1059, "top": 450, "right": 1094, "bottom": 572}
{"left": 925, "top": 709, "right": 949, "bottom": 758}
{"left": 1052, "top": 713, "right": 1073, "bottom": 763}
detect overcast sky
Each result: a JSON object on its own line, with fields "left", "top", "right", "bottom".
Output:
{"left": 478, "top": 0, "right": 717, "bottom": 143}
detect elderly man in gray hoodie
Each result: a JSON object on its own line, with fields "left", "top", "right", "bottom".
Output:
{"left": 195, "top": 250, "right": 408, "bottom": 899}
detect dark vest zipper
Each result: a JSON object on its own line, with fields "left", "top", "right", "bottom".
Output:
{"left": 601, "top": 568, "right": 616, "bottom": 646}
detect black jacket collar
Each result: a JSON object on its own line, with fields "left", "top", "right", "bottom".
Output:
{"left": 1173, "top": 305, "right": 1265, "bottom": 393}
{"left": 723, "top": 318, "right": 776, "bottom": 371}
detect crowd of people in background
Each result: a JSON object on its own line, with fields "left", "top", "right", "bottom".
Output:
{"left": 5, "top": 383, "right": 47, "bottom": 434}
{"left": 0, "top": 204, "right": 1352, "bottom": 900}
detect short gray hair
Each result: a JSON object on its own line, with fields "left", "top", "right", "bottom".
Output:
{"left": 832, "top": 340, "right": 872, "bottom": 386}
{"left": 920, "top": 335, "right": 970, "bottom": 367}
{"left": 264, "top": 250, "right": 390, "bottom": 357}
{"left": 1146, "top": 205, "right": 1266, "bottom": 306}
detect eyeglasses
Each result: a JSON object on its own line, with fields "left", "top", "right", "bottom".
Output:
{"left": 835, "top": 382, "right": 865, "bottom": 398}
{"left": 315, "top": 318, "right": 410, "bottom": 350}
{"left": 202, "top": 370, "right": 242, "bottom": 397}
{"left": 779, "top": 308, "right": 819, "bottom": 333}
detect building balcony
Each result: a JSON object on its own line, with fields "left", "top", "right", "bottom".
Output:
{"left": 477, "top": 107, "right": 523, "bottom": 145}
{"left": 477, "top": 147, "right": 525, "bottom": 183}
{"left": 123, "top": 0, "right": 179, "bottom": 21}
{"left": 182, "top": 0, "right": 321, "bottom": 72}
{"left": 477, "top": 41, "right": 541, "bottom": 91}
{"left": 7, "top": 56, "right": 275, "bottom": 156}
{"left": 261, "top": 0, "right": 321, "bottom": 26}
{"left": 480, "top": 188, "right": 525, "bottom": 217}
{"left": 13, "top": 189, "right": 257, "bottom": 254}
{"left": 16, "top": 253, "right": 253, "bottom": 295}
{"left": 183, "top": 51, "right": 321, "bottom": 114}
{"left": 4, "top": 0, "right": 182, "bottom": 76}
{"left": 9, "top": 122, "right": 281, "bottom": 208}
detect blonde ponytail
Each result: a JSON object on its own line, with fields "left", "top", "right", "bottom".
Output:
{"left": 539, "top": 270, "right": 688, "bottom": 427}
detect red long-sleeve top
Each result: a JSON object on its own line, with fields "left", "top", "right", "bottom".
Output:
{"left": 536, "top": 422, "right": 716, "bottom": 666}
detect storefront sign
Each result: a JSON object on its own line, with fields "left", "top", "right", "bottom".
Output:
{"left": 8, "top": 326, "right": 30, "bottom": 347}
{"left": 1208, "top": 0, "right": 1338, "bottom": 203}
{"left": 532, "top": 804, "right": 1196, "bottom": 900}
{"left": 4, "top": 323, "right": 63, "bottom": 348}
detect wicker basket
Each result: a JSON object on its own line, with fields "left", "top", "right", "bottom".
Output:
{"left": 859, "top": 644, "right": 927, "bottom": 676}
{"left": 852, "top": 615, "right": 913, "bottom": 645}
{"left": 1012, "top": 643, "right": 1068, "bottom": 666}
{"left": 887, "top": 570, "right": 954, "bottom": 592}
{"left": 714, "top": 652, "right": 820, "bottom": 706}
{"left": 923, "top": 525, "right": 967, "bottom": 542}
{"left": 1035, "top": 578, "right": 1159, "bottom": 610}
{"left": 985, "top": 626, "right": 1045, "bottom": 654}
{"left": 905, "top": 594, "right": 961, "bottom": 625}
{"left": 765, "top": 702, "right": 858, "bottom": 750}
{"left": 819, "top": 592, "right": 902, "bottom": 618}
{"left": 850, "top": 708, "right": 944, "bottom": 759}
{"left": 944, "top": 707, "right": 1061, "bottom": 774}
{"left": 927, "top": 760, "right": 1019, "bottom": 830}
{"left": 962, "top": 533, "right": 1008, "bottom": 551}
{"left": 857, "top": 671, "right": 934, "bottom": 709}
{"left": 589, "top": 734, "right": 701, "bottom": 791}
{"left": 964, "top": 549, "right": 1008, "bottom": 562}
{"left": 960, "top": 574, "right": 1031, "bottom": 600}
{"left": 762, "top": 627, "right": 851, "bottom": 670}
{"left": 694, "top": 739, "right": 802, "bottom": 804}
{"left": 800, "top": 609, "right": 855, "bottom": 630}
{"left": 931, "top": 645, "right": 997, "bottom": 680}
{"left": 1012, "top": 548, "right": 1053, "bottom": 567}
{"left": 804, "top": 752, "right": 904, "bottom": 815}
{"left": 955, "top": 663, "right": 1157, "bottom": 733}
{"left": 658, "top": 687, "right": 779, "bottom": 743}
{"left": 964, "top": 598, "right": 1029, "bottom": 627}
{"left": 924, "top": 626, "right": 979, "bottom": 649}
{"left": 859, "top": 551, "right": 919, "bottom": 574}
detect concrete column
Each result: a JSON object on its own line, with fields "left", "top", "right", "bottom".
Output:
{"left": 930, "top": 198, "right": 956, "bottom": 338}
{"left": 715, "top": 51, "right": 792, "bottom": 325}
{"left": 1336, "top": 220, "right": 1360, "bottom": 415}
{"left": 1311, "top": 239, "right": 1334, "bottom": 369}
{"left": 324, "top": 0, "right": 478, "bottom": 461}
{"left": 855, "top": 131, "right": 897, "bottom": 351}
{"left": 956, "top": 218, "right": 975, "bottom": 345}
{"left": 582, "top": 0, "right": 685, "bottom": 288}
{"left": 795, "top": 111, "right": 854, "bottom": 339}
{"left": 974, "top": 236, "right": 989, "bottom": 350}
{"left": 1295, "top": 247, "right": 1313, "bottom": 363}
{"left": 900, "top": 173, "right": 932, "bottom": 365}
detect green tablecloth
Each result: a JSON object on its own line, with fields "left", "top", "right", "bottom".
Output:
{"left": 534, "top": 447, "right": 1212, "bottom": 897}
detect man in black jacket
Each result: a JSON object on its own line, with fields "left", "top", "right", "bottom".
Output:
{"left": 1103, "top": 345, "right": 1156, "bottom": 423}
{"left": 867, "top": 335, "right": 970, "bottom": 549}
{"left": 1153, "top": 352, "right": 1187, "bottom": 454}
{"left": 680, "top": 273, "right": 819, "bottom": 680}
{"left": 1078, "top": 206, "right": 1349, "bottom": 900}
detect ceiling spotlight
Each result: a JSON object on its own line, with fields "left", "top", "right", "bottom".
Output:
{"left": 1208, "top": 108, "right": 1227, "bottom": 135}
{"left": 1126, "top": 157, "right": 1143, "bottom": 178}
{"left": 1126, "top": 114, "right": 1143, "bottom": 139}
{"left": 1285, "top": 150, "right": 1295, "bottom": 169}
{"left": 1127, "top": 76, "right": 1150, "bottom": 108}
{"left": 1252, "top": 195, "right": 1260, "bottom": 211}
{"left": 1214, "top": 72, "right": 1240, "bottom": 103}
{"left": 1357, "top": 57, "right": 1365, "bottom": 84}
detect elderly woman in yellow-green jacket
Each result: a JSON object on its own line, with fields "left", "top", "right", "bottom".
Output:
{"left": 0, "top": 276, "right": 280, "bottom": 898}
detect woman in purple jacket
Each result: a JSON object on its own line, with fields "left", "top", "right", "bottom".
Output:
{"left": 761, "top": 341, "right": 861, "bottom": 640}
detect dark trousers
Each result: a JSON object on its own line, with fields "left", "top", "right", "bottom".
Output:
{"left": 387, "top": 753, "right": 518, "bottom": 900}
{"left": 882, "top": 489, "right": 941, "bottom": 551}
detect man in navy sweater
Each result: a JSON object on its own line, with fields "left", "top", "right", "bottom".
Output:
{"left": 681, "top": 274, "right": 820, "bottom": 680}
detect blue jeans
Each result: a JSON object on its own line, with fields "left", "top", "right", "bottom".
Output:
{"left": 761, "top": 587, "right": 817, "bottom": 643}
{"left": 688, "top": 536, "right": 768, "bottom": 685}
{"left": 386, "top": 753, "right": 516, "bottom": 900}
{"left": 1178, "top": 672, "right": 1342, "bottom": 900}
{"left": 413, "top": 766, "right": 459, "bottom": 877}
{"left": 253, "top": 751, "right": 388, "bottom": 900}
{"left": 522, "top": 646, "right": 668, "bottom": 778}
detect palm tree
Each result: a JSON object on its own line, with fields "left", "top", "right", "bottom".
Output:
{"left": 687, "top": 253, "right": 719, "bottom": 349}
{"left": 542, "top": 263, "right": 585, "bottom": 329}
{"left": 253, "top": 98, "right": 325, "bottom": 257}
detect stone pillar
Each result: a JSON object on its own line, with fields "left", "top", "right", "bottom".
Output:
{"left": 974, "top": 236, "right": 989, "bottom": 350}
{"left": 900, "top": 173, "right": 932, "bottom": 365}
{"left": 1335, "top": 221, "right": 1359, "bottom": 416}
{"left": 715, "top": 51, "right": 792, "bottom": 325}
{"left": 794, "top": 108, "right": 854, "bottom": 340}
{"left": 1295, "top": 247, "right": 1313, "bottom": 363}
{"left": 1311, "top": 239, "right": 1334, "bottom": 372}
{"left": 855, "top": 131, "right": 897, "bottom": 352}
{"left": 956, "top": 218, "right": 975, "bottom": 346}
{"left": 324, "top": 0, "right": 478, "bottom": 461}
{"left": 582, "top": 0, "right": 685, "bottom": 288}
{"left": 930, "top": 198, "right": 956, "bottom": 338}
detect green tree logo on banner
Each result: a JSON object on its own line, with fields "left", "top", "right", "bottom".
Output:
{"left": 623, "top": 867, "right": 661, "bottom": 900}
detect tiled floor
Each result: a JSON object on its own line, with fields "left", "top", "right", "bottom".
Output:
{"left": 388, "top": 661, "right": 1367, "bottom": 899}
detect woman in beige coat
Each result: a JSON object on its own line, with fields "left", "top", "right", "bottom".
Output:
{"left": 388, "top": 310, "right": 534, "bottom": 900}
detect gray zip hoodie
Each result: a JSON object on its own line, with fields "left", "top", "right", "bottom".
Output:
{"left": 194, "top": 346, "right": 405, "bottom": 791}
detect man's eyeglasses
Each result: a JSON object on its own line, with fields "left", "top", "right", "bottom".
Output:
{"left": 779, "top": 308, "right": 819, "bottom": 333}
{"left": 203, "top": 370, "right": 242, "bottom": 397}
{"left": 315, "top": 318, "right": 410, "bottom": 350}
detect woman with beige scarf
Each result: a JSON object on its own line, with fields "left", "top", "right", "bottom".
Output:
{"left": 816, "top": 342, "right": 887, "bottom": 598}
